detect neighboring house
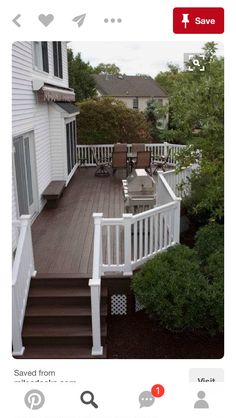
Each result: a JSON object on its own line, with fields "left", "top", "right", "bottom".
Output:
{"left": 94, "top": 73, "right": 168, "bottom": 127}
{"left": 12, "top": 41, "right": 79, "bottom": 248}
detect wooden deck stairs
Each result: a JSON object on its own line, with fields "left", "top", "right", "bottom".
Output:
{"left": 19, "top": 274, "right": 107, "bottom": 359}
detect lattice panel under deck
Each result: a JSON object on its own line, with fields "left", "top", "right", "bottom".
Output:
{"left": 111, "top": 294, "right": 127, "bottom": 315}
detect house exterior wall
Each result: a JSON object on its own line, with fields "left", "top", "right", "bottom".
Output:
{"left": 49, "top": 105, "right": 67, "bottom": 180}
{"left": 117, "top": 96, "right": 168, "bottom": 111}
{"left": 12, "top": 41, "right": 71, "bottom": 227}
{"left": 117, "top": 96, "right": 169, "bottom": 128}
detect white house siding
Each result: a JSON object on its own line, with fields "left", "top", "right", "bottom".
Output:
{"left": 12, "top": 41, "right": 70, "bottom": 215}
{"left": 49, "top": 106, "right": 66, "bottom": 180}
{"left": 117, "top": 96, "right": 169, "bottom": 112}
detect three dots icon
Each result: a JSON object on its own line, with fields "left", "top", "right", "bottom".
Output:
{"left": 104, "top": 18, "right": 122, "bottom": 23}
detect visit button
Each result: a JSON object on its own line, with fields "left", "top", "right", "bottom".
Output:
{"left": 173, "top": 7, "right": 224, "bottom": 34}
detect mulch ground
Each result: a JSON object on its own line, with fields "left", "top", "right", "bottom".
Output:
{"left": 107, "top": 311, "right": 224, "bottom": 359}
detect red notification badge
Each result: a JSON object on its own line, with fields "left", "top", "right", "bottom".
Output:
{"left": 151, "top": 384, "right": 165, "bottom": 398}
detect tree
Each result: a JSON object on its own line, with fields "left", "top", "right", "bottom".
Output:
{"left": 77, "top": 97, "right": 151, "bottom": 144}
{"left": 155, "top": 43, "right": 224, "bottom": 223}
{"left": 67, "top": 49, "right": 97, "bottom": 101}
{"left": 94, "top": 63, "right": 121, "bottom": 75}
{"left": 145, "top": 98, "right": 169, "bottom": 142}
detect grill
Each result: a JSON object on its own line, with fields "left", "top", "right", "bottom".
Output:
{"left": 122, "top": 169, "right": 157, "bottom": 214}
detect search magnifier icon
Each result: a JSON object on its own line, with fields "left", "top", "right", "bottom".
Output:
{"left": 80, "top": 391, "right": 98, "bottom": 409}
{"left": 193, "top": 59, "right": 200, "bottom": 66}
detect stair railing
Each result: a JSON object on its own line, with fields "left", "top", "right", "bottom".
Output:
{"left": 90, "top": 165, "right": 197, "bottom": 356}
{"left": 12, "top": 215, "right": 36, "bottom": 355}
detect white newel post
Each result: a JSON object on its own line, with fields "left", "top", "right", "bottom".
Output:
{"left": 123, "top": 213, "right": 133, "bottom": 276}
{"left": 12, "top": 290, "right": 25, "bottom": 355}
{"left": 173, "top": 198, "right": 181, "bottom": 244}
{"left": 89, "top": 213, "right": 103, "bottom": 356}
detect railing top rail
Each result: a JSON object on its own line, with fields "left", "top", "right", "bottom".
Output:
{"left": 158, "top": 172, "right": 180, "bottom": 202}
{"left": 101, "top": 218, "right": 124, "bottom": 226}
{"left": 76, "top": 143, "right": 187, "bottom": 149}
{"left": 132, "top": 201, "right": 177, "bottom": 221}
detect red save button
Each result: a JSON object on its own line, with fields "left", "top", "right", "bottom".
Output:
{"left": 173, "top": 7, "right": 224, "bottom": 34}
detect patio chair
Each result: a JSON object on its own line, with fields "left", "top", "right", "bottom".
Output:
{"left": 151, "top": 148, "right": 171, "bottom": 175}
{"left": 112, "top": 151, "right": 128, "bottom": 177}
{"left": 131, "top": 143, "right": 145, "bottom": 153}
{"left": 113, "top": 143, "right": 128, "bottom": 153}
{"left": 135, "top": 151, "right": 152, "bottom": 174}
{"left": 91, "top": 147, "right": 110, "bottom": 177}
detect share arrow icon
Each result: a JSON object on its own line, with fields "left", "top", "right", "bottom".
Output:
{"left": 12, "top": 14, "right": 21, "bottom": 27}
{"left": 72, "top": 14, "right": 86, "bottom": 28}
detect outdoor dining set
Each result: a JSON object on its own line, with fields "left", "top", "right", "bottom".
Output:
{"left": 90, "top": 143, "right": 170, "bottom": 177}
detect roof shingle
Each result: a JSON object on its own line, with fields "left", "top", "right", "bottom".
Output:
{"left": 94, "top": 74, "right": 167, "bottom": 98}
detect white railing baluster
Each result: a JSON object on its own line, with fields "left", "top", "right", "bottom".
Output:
{"left": 144, "top": 218, "right": 148, "bottom": 257}
{"left": 116, "top": 225, "right": 119, "bottom": 265}
{"left": 150, "top": 215, "right": 153, "bottom": 254}
{"left": 133, "top": 222, "right": 137, "bottom": 262}
{"left": 139, "top": 219, "right": 143, "bottom": 259}
{"left": 107, "top": 225, "right": 111, "bottom": 267}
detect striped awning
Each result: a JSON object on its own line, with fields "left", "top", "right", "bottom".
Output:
{"left": 36, "top": 84, "right": 75, "bottom": 103}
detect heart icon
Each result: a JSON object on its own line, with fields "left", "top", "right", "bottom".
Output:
{"left": 38, "top": 14, "right": 54, "bottom": 27}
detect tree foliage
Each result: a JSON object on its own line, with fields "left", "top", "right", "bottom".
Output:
{"left": 144, "top": 98, "right": 169, "bottom": 142}
{"left": 156, "top": 43, "right": 224, "bottom": 223}
{"left": 67, "top": 49, "right": 97, "bottom": 101}
{"left": 94, "top": 63, "right": 121, "bottom": 75}
{"left": 77, "top": 97, "right": 151, "bottom": 144}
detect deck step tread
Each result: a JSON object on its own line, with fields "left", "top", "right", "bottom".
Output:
{"left": 25, "top": 304, "right": 107, "bottom": 317}
{"left": 23, "top": 323, "right": 107, "bottom": 338}
{"left": 28, "top": 286, "right": 108, "bottom": 298}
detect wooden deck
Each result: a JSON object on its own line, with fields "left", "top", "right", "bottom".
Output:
{"left": 32, "top": 168, "right": 124, "bottom": 275}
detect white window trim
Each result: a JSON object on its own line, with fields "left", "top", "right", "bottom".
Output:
{"left": 32, "top": 42, "right": 49, "bottom": 74}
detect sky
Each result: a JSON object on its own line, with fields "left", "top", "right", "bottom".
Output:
{"left": 69, "top": 42, "right": 224, "bottom": 77}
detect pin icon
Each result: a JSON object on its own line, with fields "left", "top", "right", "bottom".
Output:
{"left": 182, "top": 13, "right": 189, "bottom": 28}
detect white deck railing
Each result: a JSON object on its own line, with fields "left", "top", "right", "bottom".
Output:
{"left": 77, "top": 142, "right": 186, "bottom": 166}
{"left": 160, "top": 165, "right": 197, "bottom": 198}
{"left": 12, "top": 215, "right": 36, "bottom": 355}
{"left": 89, "top": 168, "right": 186, "bottom": 355}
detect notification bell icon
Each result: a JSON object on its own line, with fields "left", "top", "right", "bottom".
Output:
{"left": 182, "top": 13, "right": 189, "bottom": 29}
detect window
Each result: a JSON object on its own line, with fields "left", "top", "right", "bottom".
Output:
{"left": 53, "top": 42, "right": 63, "bottom": 79}
{"left": 158, "top": 98, "right": 163, "bottom": 106}
{"left": 66, "top": 121, "right": 77, "bottom": 175}
{"left": 133, "top": 97, "right": 139, "bottom": 109}
{"left": 33, "top": 42, "right": 49, "bottom": 72}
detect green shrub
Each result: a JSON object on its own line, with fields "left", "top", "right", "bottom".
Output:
{"left": 132, "top": 244, "right": 224, "bottom": 334}
{"left": 77, "top": 97, "right": 151, "bottom": 144}
{"left": 132, "top": 246, "right": 208, "bottom": 331}
{"left": 194, "top": 223, "right": 224, "bottom": 264}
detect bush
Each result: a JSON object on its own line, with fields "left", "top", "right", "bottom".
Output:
{"left": 194, "top": 223, "right": 224, "bottom": 264}
{"left": 132, "top": 243, "right": 224, "bottom": 334}
{"left": 77, "top": 97, "right": 151, "bottom": 144}
{"left": 132, "top": 246, "right": 208, "bottom": 331}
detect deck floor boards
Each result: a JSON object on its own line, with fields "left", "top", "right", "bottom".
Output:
{"left": 32, "top": 168, "right": 124, "bottom": 275}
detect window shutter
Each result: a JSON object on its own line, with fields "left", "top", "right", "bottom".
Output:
{"left": 58, "top": 42, "right": 63, "bottom": 79}
{"left": 42, "top": 42, "right": 49, "bottom": 73}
